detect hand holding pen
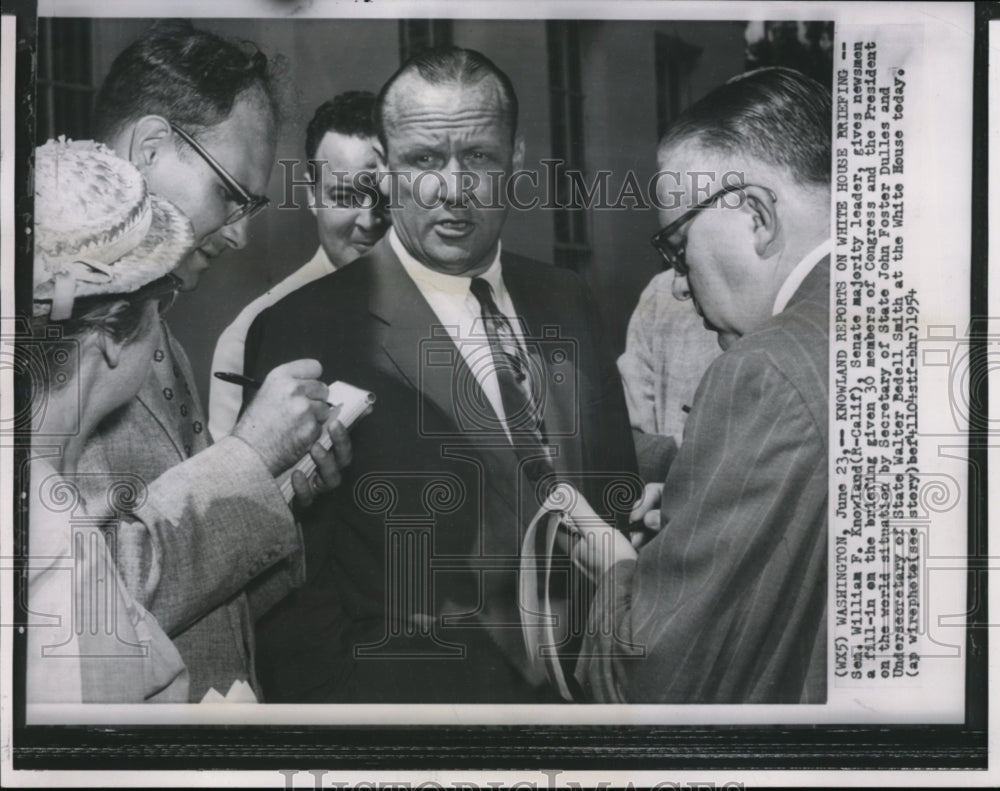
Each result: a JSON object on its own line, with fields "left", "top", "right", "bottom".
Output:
{"left": 213, "top": 371, "right": 263, "bottom": 391}
{"left": 216, "top": 367, "right": 353, "bottom": 507}
{"left": 227, "top": 360, "right": 331, "bottom": 477}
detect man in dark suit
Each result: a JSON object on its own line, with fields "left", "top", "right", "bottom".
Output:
{"left": 574, "top": 67, "right": 831, "bottom": 703}
{"left": 245, "top": 46, "right": 637, "bottom": 702}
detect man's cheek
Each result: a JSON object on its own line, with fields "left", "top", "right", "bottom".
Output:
{"left": 321, "top": 214, "right": 347, "bottom": 240}
{"left": 174, "top": 261, "right": 201, "bottom": 292}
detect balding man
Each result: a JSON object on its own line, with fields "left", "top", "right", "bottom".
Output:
{"left": 574, "top": 67, "right": 831, "bottom": 704}
{"left": 245, "top": 46, "right": 636, "bottom": 703}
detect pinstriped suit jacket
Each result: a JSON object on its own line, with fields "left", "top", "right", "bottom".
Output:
{"left": 578, "top": 258, "right": 829, "bottom": 704}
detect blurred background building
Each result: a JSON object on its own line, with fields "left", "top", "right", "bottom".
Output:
{"left": 36, "top": 16, "right": 832, "bottom": 401}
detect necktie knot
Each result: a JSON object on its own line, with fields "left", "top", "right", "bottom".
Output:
{"left": 470, "top": 282, "right": 555, "bottom": 480}
{"left": 469, "top": 276, "right": 497, "bottom": 312}
{"left": 470, "top": 277, "right": 524, "bottom": 381}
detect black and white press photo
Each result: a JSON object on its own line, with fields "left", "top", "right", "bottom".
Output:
{"left": 0, "top": 0, "right": 986, "bottom": 786}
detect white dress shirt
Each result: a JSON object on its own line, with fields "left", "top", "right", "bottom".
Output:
{"left": 390, "top": 227, "right": 528, "bottom": 438}
{"left": 772, "top": 238, "right": 832, "bottom": 316}
{"left": 208, "top": 246, "right": 338, "bottom": 439}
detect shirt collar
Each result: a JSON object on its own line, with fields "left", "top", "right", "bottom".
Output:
{"left": 310, "top": 245, "right": 337, "bottom": 275}
{"left": 772, "top": 238, "right": 831, "bottom": 316}
{"left": 389, "top": 227, "right": 504, "bottom": 298}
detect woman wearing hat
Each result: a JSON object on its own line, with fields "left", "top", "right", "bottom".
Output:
{"left": 26, "top": 138, "right": 194, "bottom": 702}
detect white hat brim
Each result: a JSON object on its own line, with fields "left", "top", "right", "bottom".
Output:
{"left": 86, "top": 193, "right": 195, "bottom": 295}
{"left": 34, "top": 193, "right": 194, "bottom": 304}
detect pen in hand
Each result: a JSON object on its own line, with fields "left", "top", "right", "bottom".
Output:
{"left": 215, "top": 370, "right": 339, "bottom": 409}
{"left": 213, "top": 371, "right": 262, "bottom": 390}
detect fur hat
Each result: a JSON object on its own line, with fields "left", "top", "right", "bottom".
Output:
{"left": 33, "top": 137, "right": 194, "bottom": 319}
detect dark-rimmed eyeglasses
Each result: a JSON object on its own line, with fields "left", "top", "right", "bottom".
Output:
{"left": 650, "top": 183, "right": 775, "bottom": 277}
{"left": 170, "top": 123, "right": 270, "bottom": 226}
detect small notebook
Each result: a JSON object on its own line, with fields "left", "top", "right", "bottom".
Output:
{"left": 277, "top": 381, "right": 375, "bottom": 503}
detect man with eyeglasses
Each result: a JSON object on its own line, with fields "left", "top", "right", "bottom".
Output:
{"left": 75, "top": 21, "right": 352, "bottom": 702}
{"left": 573, "top": 67, "right": 832, "bottom": 704}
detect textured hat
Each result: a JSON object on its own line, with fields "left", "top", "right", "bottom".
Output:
{"left": 33, "top": 137, "right": 195, "bottom": 320}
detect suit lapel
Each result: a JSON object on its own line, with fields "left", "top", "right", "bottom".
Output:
{"left": 368, "top": 240, "right": 475, "bottom": 427}
{"left": 501, "top": 255, "right": 583, "bottom": 476}
{"left": 368, "top": 240, "right": 517, "bottom": 440}
{"left": 368, "top": 242, "right": 539, "bottom": 520}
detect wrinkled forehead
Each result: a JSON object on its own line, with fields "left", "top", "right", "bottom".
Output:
{"left": 382, "top": 74, "right": 512, "bottom": 145}
{"left": 314, "top": 131, "right": 379, "bottom": 175}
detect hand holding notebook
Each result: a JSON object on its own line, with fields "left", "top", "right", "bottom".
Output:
{"left": 278, "top": 381, "right": 375, "bottom": 503}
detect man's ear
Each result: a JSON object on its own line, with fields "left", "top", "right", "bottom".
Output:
{"left": 126, "top": 115, "right": 173, "bottom": 173}
{"left": 95, "top": 330, "right": 122, "bottom": 370}
{"left": 512, "top": 135, "right": 525, "bottom": 172}
{"left": 744, "top": 185, "right": 780, "bottom": 258}
{"left": 307, "top": 183, "right": 318, "bottom": 218}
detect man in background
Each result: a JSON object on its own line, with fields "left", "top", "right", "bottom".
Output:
{"left": 77, "top": 21, "right": 350, "bottom": 701}
{"left": 577, "top": 67, "right": 831, "bottom": 704}
{"left": 209, "top": 91, "right": 388, "bottom": 437}
{"left": 246, "top": 46, "right": 636, "bottom": 702}
{"left": 617, "top": 271, "right": 721, "bottom": 482}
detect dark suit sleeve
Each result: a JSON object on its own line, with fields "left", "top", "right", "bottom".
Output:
{"left": 577, "top": 346, "right": 827, "bottom": 703}
{"left": 577, "top": 283, "right": 639, "bottom": 528}
{"left": 242, "top": 304, "right": 303, "bottom": 414}
{"left": 242, "top": 307, "right": 269, "bottom": 410}
{"left": 632, "top": 429, "right": 678, "bottom": 484}
{"left": 238, "top": 302, "right": 318, "bottom": 618}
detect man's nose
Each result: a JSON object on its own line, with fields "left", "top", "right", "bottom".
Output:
{"left": 355, "top": 206, "right": 383, "bottom": 232}
{"left": 220, "top": 216, "right": 250, "bottom": 250}
{"left": 441, "top": 157, "right": 466, "bottom": 206}
{"left": 671, "top": 271, "right": 691, "bottom": 301}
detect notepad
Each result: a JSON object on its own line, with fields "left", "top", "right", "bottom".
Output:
{"left": 278, "top": 381, "right": 375, "bottom": 503}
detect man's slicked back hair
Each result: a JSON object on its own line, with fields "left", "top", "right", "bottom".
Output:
{"left": 660, "top": 67, "right": 831, "bottom": 186}
{"left": 95, "top": 19, "right": 284, "bottom": 142}
{"left": 305, "top": 91, "right": 377, "bottom": 161}
{"left": 375, "top": 46, "right": 519, "bottom": 150}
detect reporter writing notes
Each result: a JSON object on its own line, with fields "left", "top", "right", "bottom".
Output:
{"left": 27, "top": 139, "right": 194, "bottom": 702}
{"left": 75, "top": 22, "right": 351, "bottom": 701}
